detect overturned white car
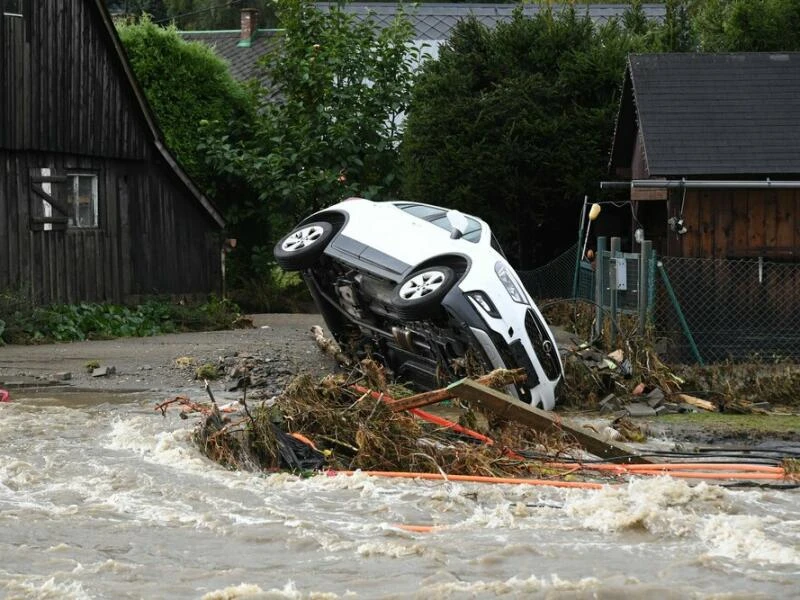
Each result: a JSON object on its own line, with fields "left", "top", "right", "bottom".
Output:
{"left": 274, "top": 198, "right": 564, "bottom": 410}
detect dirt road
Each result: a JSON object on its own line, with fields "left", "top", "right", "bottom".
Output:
{"left": 0, "top": 313, "right": 335, "bottom": 394}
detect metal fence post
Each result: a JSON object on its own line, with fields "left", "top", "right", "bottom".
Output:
{"left": 593, "top": 236, "right": 606, "bottom": 340}
{"left": 572, "top": 197, "right": 588, "bottom": 298}
{"left": 609, "top": 237, "right": 620, "bottom": 347}
{"left": 657, "top": 260, "right": 704, "bottom": 365}
{"left": 638, "top": 240, "right": 652, "bottom": 335}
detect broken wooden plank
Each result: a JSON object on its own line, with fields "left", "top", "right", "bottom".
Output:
{"left": 386, "top": 368, "right": 526, "bottom": 412}
{"left": 449, "top": 379, "right": 653, "bottom": 464}
{"left": 675, "top": 393, "right": 716, "bottom": 412}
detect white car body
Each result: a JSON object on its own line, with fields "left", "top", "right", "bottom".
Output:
{"left": 274, "top": 198, "right": 564, "bottom": 410}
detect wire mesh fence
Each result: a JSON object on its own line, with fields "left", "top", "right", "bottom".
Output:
{"left": 652, "top": 256, "right": 800, "bottom": 364}
{"left": 519, "top": 242, "right": 800, "bottom": 365}
{"left": 517, "top": 243, "right": 583, "bottom": 301}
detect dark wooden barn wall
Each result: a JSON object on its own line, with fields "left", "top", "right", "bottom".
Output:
{"left": 1, "top": 1, "right": 149, "bottom": 159}
{"left": 670, "top": 189, "right": 800, "bottom": 260}
{"left": 1, "top": 150, "right": 221, "bottom": 304}
{"left": 1, "top": 2, "right": 222, "bottom": 304}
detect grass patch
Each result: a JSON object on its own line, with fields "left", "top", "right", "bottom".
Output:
{"left": 656, "top": 412, "right": 800, "bottom": 435}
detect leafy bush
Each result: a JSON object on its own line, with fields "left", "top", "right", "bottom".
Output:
{"left": 116, "top": 15, "right": 254, "bottom": 195}
{"left": 229, "top": 263, "right": 311, "bottom": 313}
{"left": 0, "top": 296, "right": 245, "bottom": 345}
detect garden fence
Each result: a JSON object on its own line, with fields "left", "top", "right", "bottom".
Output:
{"left": 519, "top": 240, "right": 800, "bottom": 364}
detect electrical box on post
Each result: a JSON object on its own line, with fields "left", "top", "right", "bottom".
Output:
{"left": 615, "top": 258, "right": 627, "bottom": 290}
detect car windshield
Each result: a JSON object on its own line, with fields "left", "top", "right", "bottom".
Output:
{"left": 395, "top": 203, "right": 482, "bottom": 243}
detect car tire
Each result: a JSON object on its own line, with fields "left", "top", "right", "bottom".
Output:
{"left": 390, "top": 266, "right": 456, "bottom": 320}
{"left": 274, "top": 221, "right": 335, "bottom": 271}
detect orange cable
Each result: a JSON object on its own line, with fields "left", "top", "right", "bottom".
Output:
{"left": 351, "top": 384, "right": 496, "bottom": 446}
{"left": 546, "top": 461, "right": 785, "bottom": 474}
{"left": 330, "top": 470, "right": 605, "bottom": 489}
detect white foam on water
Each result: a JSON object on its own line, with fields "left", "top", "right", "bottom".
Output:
{"left": 699, "top": 514, "right": 800, "bottom": 565}
{"left": 200, "top": 581, "right": 349, "bottom": 599}
{"left": 415, "top": 572, "right": 604, "bottom": 598}
{"left": 2, "top": 576, "right": 91, "bottom": 600}
{"left": 356, "top": 539, "right": 429, "bottom": 558}
{"left": 563, "top": 477, "right": 728, "bottom": 536}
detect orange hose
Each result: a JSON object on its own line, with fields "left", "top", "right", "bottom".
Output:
{"left": 330, "top": 470, "right": 604, "bottom": 489}
{"left": 546, "top": 461, "right": 785, "bottom": 474}
{"left": 350, "top": 384, "right": 496, "bottom": 446}
{"left": 408, "top": 407, "right": 495, "bottom": 445}
{"left": 395, "top": 524, "right": 440, "bottom": 533}
{"left": 545, "top": 462, "right": 788, "bottom": 481}
{"left": 627, "top": 470, "right": 785, "bottom": 480}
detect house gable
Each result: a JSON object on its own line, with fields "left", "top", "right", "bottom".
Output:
{"left": 0, "top": 0, "right": 223, "bottom": 227}
{"left": 610, "top": 53, "right": 800, "bottom": 177}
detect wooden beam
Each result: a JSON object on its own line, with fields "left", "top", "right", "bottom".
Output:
{"left": 449, "top": 380, "right": 653, "bottom": 464}
{"left": 386, "top": 369, "right": 526, "bottom": 412}
{"left": 31, "top": 182, "right": 69, "bottom": 216}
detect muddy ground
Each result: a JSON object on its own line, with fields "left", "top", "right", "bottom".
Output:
{"left": 1, "top": 313, "right": 798, "bottom": 447}
{"left": 0, "top": 314, "right": 336, "bottom": 397}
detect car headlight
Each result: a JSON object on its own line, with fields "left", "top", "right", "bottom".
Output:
{"left": 495, "top": 262, "right": 528, "bottom": 305}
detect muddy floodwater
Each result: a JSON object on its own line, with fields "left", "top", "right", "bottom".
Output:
{"left": 2, "top": 390, "right": 800, "bottom": 599}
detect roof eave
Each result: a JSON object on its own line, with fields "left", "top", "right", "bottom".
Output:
{"left": 93, "top": 0, "right": 225, "bottom": 229}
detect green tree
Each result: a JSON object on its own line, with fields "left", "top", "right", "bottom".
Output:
{"left": 105, "top": 0, "right": 168, "bottom": 21}
{"left": 401, "top": 7, "right": 641, "bottom": 268}
{"left": 199, "top": 1, "right": 418, "bottom": 264}
{"left": 654, "top": 0, "right": 696, "bottom": 51}
{"left": 116, "top": 16, "right": 253, "bottom": 196}
{"left": 692, "top": 0, "right": 800, "bottom": 51}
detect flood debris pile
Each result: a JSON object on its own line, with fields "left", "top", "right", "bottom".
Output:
{"left": 156, "top": 357, "right": 590, "bottom": 478}
{"left": 544, "top": 298, "right": 800, "bottom": 417}
{"left": 556, "top": 328, "right": 797, "bottom": 418}
{"left": 156, "top": 315, "right": 800, "bottom": 475}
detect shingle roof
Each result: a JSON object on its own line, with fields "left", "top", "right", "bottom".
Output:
{"left": 626, "top": 53, "right": 800, "bottom": 176}
{"left": 178, "top": 29, "right": 282, "bottom": 85}
{"left": 314, "top": 2, "right": 666, "bottom": 40}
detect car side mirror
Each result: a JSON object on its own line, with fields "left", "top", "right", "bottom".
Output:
{"left": 446, "top": 209, "right": 469, "bottom": 240}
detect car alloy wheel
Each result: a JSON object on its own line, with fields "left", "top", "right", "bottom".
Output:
{"left": 274, "top": 221, "right": 335, "bottom": 271}
{"left": 281, "top": 225, "right": 325, "bottom": 253}
{"left": 391, "top": 265, "right": 457, "bottom": 320}
{"left": 399, "top": 269, "right": 448, "bottom": 300}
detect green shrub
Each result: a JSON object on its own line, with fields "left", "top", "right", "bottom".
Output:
{"left": 0, "top": 295, "right": 246, "bottom": 345}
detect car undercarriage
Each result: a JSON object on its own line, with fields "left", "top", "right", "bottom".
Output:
{"left": 303, "top": 256, "right": 493, "bottom": 392}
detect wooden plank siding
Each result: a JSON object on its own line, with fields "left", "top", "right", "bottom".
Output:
{"left": 1, "top": 2, "right": 223, "bottom": 304}
{"left": 672, "top": 189, "right": 800, "bottom": 260}
{"left": 2, "top": 2, "right": 149, "bottom": 158}
{"left": 1, "top": 150, "right": 222, "bottom": 303}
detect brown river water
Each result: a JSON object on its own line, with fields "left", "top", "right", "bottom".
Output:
{"left": 2, "top": 390, "right": 800, "bottom": 599}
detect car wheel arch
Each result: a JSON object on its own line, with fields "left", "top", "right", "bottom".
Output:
{"left": 297, "top": 210, "right": 347, "bottom": 231}
{"left": 409, "top": 254, "right": 471, "bottom": 281}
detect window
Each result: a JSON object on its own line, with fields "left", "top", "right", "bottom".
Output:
{"left": 67, "top": 174, "right": 98, "bottom": 228}
{"left": 396, "top": 203, "right": 444, "bottom": 220}
{"left": 3, "top": 0, "right": 22, "bottom": 16}
{"left": 430, "top": 215, "right": 482, "bottom": 243}
{"left": 395, "top": 202, "right": 482, "bottom": 242}
{"left": 39, "top": 168, "right": 53, "bottom": 231}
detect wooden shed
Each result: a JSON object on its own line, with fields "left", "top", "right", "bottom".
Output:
{"left": 608, "top": 53, "right": 800, "bottom": 261}
{"left": 1, "top": 0, "right": 225, "bottom": 305}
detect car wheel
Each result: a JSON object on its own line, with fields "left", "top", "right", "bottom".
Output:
{"left": 274, "top": 221, "right": 335, "bottom": 271}
{"left": 391, "top": 266, "right": 456, "bottom": 320}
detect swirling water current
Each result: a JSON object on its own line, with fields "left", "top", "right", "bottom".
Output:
{"left": 1, "top": 391, "right": 799, "bottom": 599}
